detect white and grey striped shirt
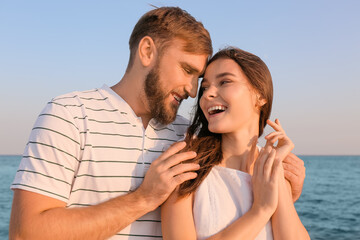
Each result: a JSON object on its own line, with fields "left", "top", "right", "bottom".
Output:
{"left": 11, "top": 84, "right": 190, "bottom": 239}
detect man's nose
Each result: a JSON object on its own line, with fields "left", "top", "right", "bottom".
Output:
{"left": 185, "top": 77, "right": 198, "bottom": 98}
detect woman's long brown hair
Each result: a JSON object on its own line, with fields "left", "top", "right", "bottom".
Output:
{"left": 177, "top": 47, "right": 273, "bottom": 197}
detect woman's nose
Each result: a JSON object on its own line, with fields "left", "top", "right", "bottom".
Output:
{"left": 203, "top": 86, "right": 217, "bottom": 99}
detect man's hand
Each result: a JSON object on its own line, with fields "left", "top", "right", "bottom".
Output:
{"left": 136, "top": 141, "right": 200, "bottom": 210}
{"left": 283, "top": 153, "right": 306, "bottom": 202}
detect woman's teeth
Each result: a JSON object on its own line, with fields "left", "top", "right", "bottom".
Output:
{"left": 208, "top": 106, "right": 226, "bottom": 115}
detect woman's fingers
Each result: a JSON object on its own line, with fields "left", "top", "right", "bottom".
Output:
{"left": 255, "top": 147, "right": 272, "bottom": 178}
{"left": 265, "top": 131, "right": 284, "bottom": 141}
{"left": 265, "top": 128, "right": 293, "bottom": 151}
{"left": 253, "top": 148, "right": 264, "bottom": 177}
{"left": 275, "top": 118, "right": 282, "bottom": 128}
{"left": 265, "top": 133, "right": 287, "bottom": 147}
{"left": 263, "top": 149, "right": 276, "bottom": 179}
{"left": 267, "top": 119, "right": 284, "bottom": 132}
{"left": 271, "top": 153, "right": 282, "bottom": 183}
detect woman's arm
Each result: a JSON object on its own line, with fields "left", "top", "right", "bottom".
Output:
{"left": 265, "top": 119, "right": 310, "bottom": 239}
{"left": 271, "top": 175, "right": 310, "bottom": 239}
{"left": 206, "top": 207, "right": 272, "bottom": 240}
{"left": 161, "top": 190, "right": 197, "bottom": 240}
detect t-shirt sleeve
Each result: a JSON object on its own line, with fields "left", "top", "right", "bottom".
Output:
{"left": 11, "top": 99, "right": 81, "bottom": 203}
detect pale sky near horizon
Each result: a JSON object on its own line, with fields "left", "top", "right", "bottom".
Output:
{"left": 0, "top": 0, "right": 359, "bottom": 155}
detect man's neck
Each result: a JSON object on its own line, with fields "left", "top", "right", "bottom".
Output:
{"left": 111, "top": 73, "right": 152, "bottom": 129}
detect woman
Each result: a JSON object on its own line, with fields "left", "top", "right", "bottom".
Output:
{"left": 161, "top": 47, "right": 309, "bottom": 239}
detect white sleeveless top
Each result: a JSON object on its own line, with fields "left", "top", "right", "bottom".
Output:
{"left": 193, "top": 165, "right": 273, "bottom": 240}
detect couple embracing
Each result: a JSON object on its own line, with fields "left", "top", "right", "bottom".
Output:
{"left": 10, "top": 6, "right": 309, "bottom": 240}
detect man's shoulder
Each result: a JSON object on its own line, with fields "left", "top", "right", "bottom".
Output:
{"left": 169, "top": 115, "right": 190, "bottom": 135}
{"left": 51, "top": 88, "right": 102, "bottom": 104}
{"left": 40, "top": 87, "right": 112, "bottom": 120}
{"left": 172, "top": 115, "right": 190, "bottom": 126}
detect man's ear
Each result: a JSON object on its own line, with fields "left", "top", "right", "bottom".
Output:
{"left": 138, "top": 36, "right": 156, "bottom": 67}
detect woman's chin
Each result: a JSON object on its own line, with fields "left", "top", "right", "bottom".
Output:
{"left": 208, "top": 125, "right": 226, "bottom": 134}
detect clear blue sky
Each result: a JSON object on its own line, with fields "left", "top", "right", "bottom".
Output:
{"left": 1, "top": 0, "right": 359, "bottom": 155}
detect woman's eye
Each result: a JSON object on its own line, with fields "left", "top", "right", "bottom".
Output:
{"left": 220, "top": 80, "right": 230, "bottom": 85}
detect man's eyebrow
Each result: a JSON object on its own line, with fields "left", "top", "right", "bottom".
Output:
{"left": 180, "top": 62, "right": 202, "bottom": 75}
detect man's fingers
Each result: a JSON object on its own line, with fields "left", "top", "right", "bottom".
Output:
{"left": 157, "top": 141, "right": 187, "bottom": 162}
{"left": 172, "top": 172, "right": 198, "bottom": 186}
{"left": 283, "top": 153, "right": 304, "bottom": 166}
{"left": 283, "top": 168, "right": 299, "bottom": 184}
{"left": 162, "top": 151, "right": 197, "bottom": 169}
{"left": 283, "top": 154, "right": 305, "bottom": 177}
{"left": 283, "top": 162, "right": 303, "bottom": 177}
{"left": 284, "top": 163, "right": 305, "bottom": 179}
{"left": 169, "top": 163, "right": 200, "bottom": 177}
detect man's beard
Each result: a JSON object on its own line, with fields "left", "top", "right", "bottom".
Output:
{"left": 144, "top": 64, "right": 178, "bottom": 125}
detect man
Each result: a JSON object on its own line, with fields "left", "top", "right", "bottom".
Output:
{"left": 9, "top": 7, "right": 305, "bottom": 239}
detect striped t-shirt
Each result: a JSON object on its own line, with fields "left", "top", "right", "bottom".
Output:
{"left": 11, "top": 84, "right": 190, "bottom": 239}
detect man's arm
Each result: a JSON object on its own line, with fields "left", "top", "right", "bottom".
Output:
{"left": 9, "top": 142, "right": 200, "bottom": 240}
{"left": 10, "top": 189, "right": 152, "bottom": 240}
{"left": 283, "top": 153, "right": 306, "bottom": 202}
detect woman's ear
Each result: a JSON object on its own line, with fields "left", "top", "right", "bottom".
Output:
{"left": 138, "top": 36, "right": 157, "bottom": 67}
{"left": 258, "top": 97, "right": 267, "bottom": 107}
{"left": 256, "top": 95, "right": 267, "bottom": 109}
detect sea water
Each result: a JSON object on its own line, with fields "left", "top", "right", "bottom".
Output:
{"left": 294, "top": 155, "right": 360, "bottom": 239}
{"left": 1, "top": 155, "right": 360, "bottom": 239}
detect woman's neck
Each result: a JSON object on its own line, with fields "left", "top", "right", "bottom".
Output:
{"left": 220, "top": 129, "right": 259, "bottom": 175}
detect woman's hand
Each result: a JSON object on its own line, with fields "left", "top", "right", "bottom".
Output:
{"left": 251, "top": 147, "right": 282, "bottom": 216}
{"left": 265, "top": 119, "right": 294, "bottom": 163}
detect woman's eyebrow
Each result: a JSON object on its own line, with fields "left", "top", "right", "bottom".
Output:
{"left": 215, "top": 72, "right": 236, "bottom": 78}
{"left": 200, "top": 78, "right": 208, "bottom": 85}
{"left": 201, "top": 72, "right": 236, "bottom": 84}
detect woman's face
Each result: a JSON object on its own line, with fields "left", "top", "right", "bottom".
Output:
{"left": 200, "top": 58, "right": 260, "bottom": 134}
